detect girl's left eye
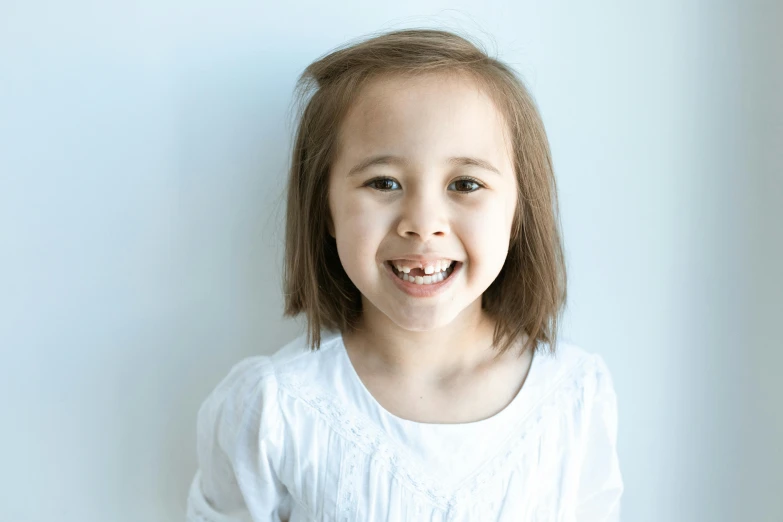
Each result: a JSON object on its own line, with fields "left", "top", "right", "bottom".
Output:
{"left": 365, "top": 177, "right": 484, "bottom": 193}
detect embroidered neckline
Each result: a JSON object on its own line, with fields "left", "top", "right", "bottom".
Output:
{"left": 277, "top": 340, "right": 596, "bottom": 511}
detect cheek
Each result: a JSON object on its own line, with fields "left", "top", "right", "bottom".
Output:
{"left": 462, "top": 202, "right": 515, "bottom": 266}
{"left": 333, "top": 197, "right": 390, "bottom": 272}
{"left": 338, "top": 199, "right": 384, "bottom": 243}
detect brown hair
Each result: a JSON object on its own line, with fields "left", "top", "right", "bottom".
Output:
{"left": 282, "top": 28, "right": 567, "bottom": 356}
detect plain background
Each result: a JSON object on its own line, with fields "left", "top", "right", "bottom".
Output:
{"left": 1, "top": 1, "right": 781, "bottom": 521}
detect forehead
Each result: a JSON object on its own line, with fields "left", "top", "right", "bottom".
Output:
{"left": 335, "top": 72, "right": 514, "bottom": 167}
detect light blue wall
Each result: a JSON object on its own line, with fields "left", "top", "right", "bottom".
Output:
{"left": 1, "top": 1, "right": 780, "bottom": 520}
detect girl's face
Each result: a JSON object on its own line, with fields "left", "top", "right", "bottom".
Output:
{"left": 328, "top": 72, "right": 518, "bottom": 332}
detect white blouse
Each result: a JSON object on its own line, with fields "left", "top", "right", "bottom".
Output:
{"left": 186, "top": 329, "right": 623, "bottom": 522}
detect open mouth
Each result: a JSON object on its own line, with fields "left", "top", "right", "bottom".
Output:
{"left": 386, "top": 260, "right": 458, "bottom": 285}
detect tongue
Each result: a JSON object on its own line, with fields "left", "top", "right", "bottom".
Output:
{"left": 409, "top": 267, "right": 426, "bottom": 277}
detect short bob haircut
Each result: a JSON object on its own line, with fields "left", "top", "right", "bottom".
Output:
{"left": 283, "top": 28, "right": 567, "bottom": 356}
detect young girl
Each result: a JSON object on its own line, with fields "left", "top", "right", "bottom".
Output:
{"left": 186, "top": 28, "right": 623, "bottom": 521}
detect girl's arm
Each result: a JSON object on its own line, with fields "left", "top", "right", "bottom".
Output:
{"left": 186, "top": 357, "right": 291, "bottom": 522}
{"left": 574, "top": 354, "right": 624, "bottom": 522}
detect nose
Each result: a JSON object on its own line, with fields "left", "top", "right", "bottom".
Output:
{"left": 396, "top": 186, "right": 451, "bottom": 239}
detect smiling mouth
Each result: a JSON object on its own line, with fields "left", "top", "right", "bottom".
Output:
{"left": 386, "top": 260, "right": 458, "bottom": 285}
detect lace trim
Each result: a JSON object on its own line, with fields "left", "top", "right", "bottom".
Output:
{"left": 336, "top": 444, "right": 362, "bottom": 521}
{"left": 281, "top": 376, "right": 452, "bottom": 509}
{"left": 279, "top": 355, "right": 598, "bottom": 511}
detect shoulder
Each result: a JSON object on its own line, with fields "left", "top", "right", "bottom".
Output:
{"left": 523, "top": 340, "right": 620, "bottom": 466}
{"left": 198, "top": 329, "right": 345, "bottom": 432}
{"left": 214, "top": 328, "right": 344, "bottom": 385}
{"left": 532, "top": 339, "right": 618, "bottom": 409}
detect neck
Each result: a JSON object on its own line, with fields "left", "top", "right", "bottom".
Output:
{"left": 345, "top": 297, "right": 510, "bottom": 383}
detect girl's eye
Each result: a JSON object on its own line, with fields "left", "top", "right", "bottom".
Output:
{"left": 367, "top": 178, "right": 400, "bottom": 191}
{"left": 449, "top": 178, "right": 482, "bottom": 193}
{"left": 365, "top": 177, "right": 483, "bottom": 193}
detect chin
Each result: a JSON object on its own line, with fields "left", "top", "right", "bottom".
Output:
{"left": 386, "top": 308, "right": 458, "bottom": 332}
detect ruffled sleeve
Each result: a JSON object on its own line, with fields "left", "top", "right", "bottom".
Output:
{"left": 186, "top": 356, "right": 291, "bottom": 522}
{"left": 574, "top": 354, "right": 624, "bottom": 521}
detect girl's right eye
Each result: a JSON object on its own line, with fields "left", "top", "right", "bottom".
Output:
{"left": 365, "top": 178, "right": 400, "bottom": 191}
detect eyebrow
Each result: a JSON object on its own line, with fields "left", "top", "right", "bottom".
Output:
{"left": 346, "top": 155, "right": 502, "bottom": 177}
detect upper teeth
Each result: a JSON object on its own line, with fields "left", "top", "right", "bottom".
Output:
{"left": 392, "top": 260, "right": 453, "bottom": 274}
